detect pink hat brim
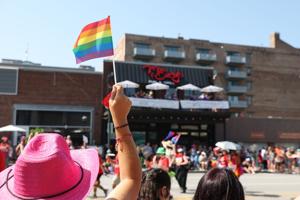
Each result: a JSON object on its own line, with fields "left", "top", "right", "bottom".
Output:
{"left": 0, "top": 149, "right": 99, "bottom": 200}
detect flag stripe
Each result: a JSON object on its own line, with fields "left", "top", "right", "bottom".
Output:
{"left": 77, "top": 30, "right": 112, "bottom": 46}
{"left": 164, "top": 131, "right": 175, "bottom": 141}
{"left": 74, "top": 42, "right": 113, "bottom": 58}
{"left": 79, "top": 24, "right": 111, "bottom": 38}
{"left": 73, "top": 36, "right": 113, "bottom": 53}
{"left": 171, "top": 134, "right": 181, "bottom": 144}
{"left": 81, "top": 17, "right": 110, "bottom": 32}
{"left": 76, "top": 49, "right": 114, "bottom": 64}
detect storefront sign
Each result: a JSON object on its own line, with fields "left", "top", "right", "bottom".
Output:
{"left": 129, "top": 97, "right": 179, "bottom": 109}
{"left": 180, "top": 100, "right": 229, "bottom": 109}
{"left": 278, "top": 132, "right": 300, "bottom": 140}
{"left": 250, "top": 132, "right": 265, "bottom": 139}
{"left": 144, "top": 65, "right": 183, "bottom": 84}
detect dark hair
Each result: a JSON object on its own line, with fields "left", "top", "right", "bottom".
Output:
{"left": 193, "top": 168, "right": 245, "bottom": 200}
{"left": 138, "top": 168, "right": 171, "bottom": 200}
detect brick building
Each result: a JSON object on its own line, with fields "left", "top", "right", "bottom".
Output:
{"left": 0, "top": 59, "right": 103, "bottom": 146}
{"left": 111, "top": 32, "right": 300, "bottom": 145}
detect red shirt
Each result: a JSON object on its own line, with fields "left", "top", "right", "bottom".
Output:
{"left": 152, "top": 156, "right": 170, "bottom": 171}
{"left": 98, "top": 156, "right": 103, "bottom": 175}
{"left": 114, "top": 157, "right": 120, "bottom": 175}
{"left": 159, "top": 157, "right": 169, "bottom": 171}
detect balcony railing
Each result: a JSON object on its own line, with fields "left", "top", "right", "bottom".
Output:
{"left": 128, "top": 97, "right": 229, "bottom": 110}
{"left": 196, "top": 52, "right": 217, "bottom": 64}
{"left": 226, "top": 70, "right": 247, "bottom": 79}
{"left": 226, "top": 55, "right": 246, "bottom": 65}
{"left": 164, "top": 50, "right": 185, "bottom": 61}
{"left": 227, "top": 85, "right": 248, "bottom": 93}
{"left": 133, "top": 47, "right": 155, "bottom": 59}
{"left": 229, "top": 100, "right": 248, "bottom": 108}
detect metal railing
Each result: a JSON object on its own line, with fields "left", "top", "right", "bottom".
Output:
{"left": 164, "top": 50, "right": 186, "bottom": 59}
{"left": 133, "top": 47, "right": 155, "bottom": 57}
{"left": 226, "top": 70, "right": 247, "bottom": 79}
{"left": 226, "top": 55, "right": 246, "bottom": 64}
{"left": 229, "top": 100, "right": 248, "bottom": 108}
{"left": 196, "top": 52, "right": 217, "bottom": 62}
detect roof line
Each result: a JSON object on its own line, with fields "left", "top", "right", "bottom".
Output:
{"left": 0, "top": 63, "right": 102, "bottom": 75}
{"left": 104, "top": 59, "right": 214, "bottom": 71}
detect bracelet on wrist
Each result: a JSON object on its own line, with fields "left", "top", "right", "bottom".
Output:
{"left": 114, "top": 123, "right": 129, "bottom": 130}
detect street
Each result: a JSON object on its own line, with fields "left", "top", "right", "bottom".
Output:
{"left": 89, "top": 172, "right": 300, "bottom": 200}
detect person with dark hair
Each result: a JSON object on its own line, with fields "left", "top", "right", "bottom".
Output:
{"left": 194, "top": 168, "right": 245, "bottom": 200}
{"left": 175, "top": 148, "right": 189, "bottom": 193}
{"left": 138, "top": 168, "right": 172, "bottom": 200}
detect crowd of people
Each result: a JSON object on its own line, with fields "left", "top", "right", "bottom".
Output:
{"left": 125, "top": 88, "right": 222, "bottom": 101}
{"left": 0, "top": 85, "right": 299, "bottom": 200}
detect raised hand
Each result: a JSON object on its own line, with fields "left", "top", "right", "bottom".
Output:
{"left": 109, "top": 85, "right": 132, "bottom": 127}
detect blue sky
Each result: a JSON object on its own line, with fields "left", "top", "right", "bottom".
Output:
{"left": 0, "top": 0, "right": 299, "bottom": 71}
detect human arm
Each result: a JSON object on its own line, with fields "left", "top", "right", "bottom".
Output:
{"left": 15, "top": 144, "right": 21, "bottom": 156}
{"left": 106, "top": 85, "right": 142, "bottom": 200}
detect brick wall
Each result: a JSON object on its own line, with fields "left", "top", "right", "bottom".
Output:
{"left": 117, "top": 33, "right": 300, "bottom": 119}
{"left": 0, "top": 69, "right": 104, "bottom": 144}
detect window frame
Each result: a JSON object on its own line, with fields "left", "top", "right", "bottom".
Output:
{"left": 0, "top": 66, "right": 19, "bottom": 95}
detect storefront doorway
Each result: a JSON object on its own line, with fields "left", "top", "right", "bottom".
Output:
{"left": 128, "top": 122, "right": 216, "bottom": 147}
{"left": 13, "top": 104, "right": 94, "bottom": 146}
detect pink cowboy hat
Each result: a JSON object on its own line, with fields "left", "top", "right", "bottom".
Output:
{"left": 0, "top": 133, "right": 99, "bottom": 200}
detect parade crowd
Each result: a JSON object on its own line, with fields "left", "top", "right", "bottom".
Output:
{"left": 1, "top": 128, "right": 300, "bottom": 199}
{"left": 0, "top": 85, "right": 299, "bottom": 200}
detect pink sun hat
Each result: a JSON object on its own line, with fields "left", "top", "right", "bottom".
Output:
{"left": 0, "top": 133, "right": 99, "bottom": 200}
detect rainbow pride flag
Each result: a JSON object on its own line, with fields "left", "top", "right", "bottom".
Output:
{"left": 73, "top": 16, "right": 114, "bottom": 64}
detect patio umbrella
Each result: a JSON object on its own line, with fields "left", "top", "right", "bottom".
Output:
{"left": 215, "top": 141, "right": 240, "bottom": 151}
{"left": 146, "top": 82, "right": 169, "bottom": 90}
{"left": 177, "top": 83, "right": 201, "bottom": 91}
{"left": 0, "top": 125, "right": 26, "bottom": 132}
{"left": 201, "top": 85, "right": 223, "bottom": 93}
{"left": 117, "top": 80, "right": 140, "bottom": 88}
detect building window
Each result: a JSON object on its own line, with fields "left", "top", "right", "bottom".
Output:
{"left": 247, "top": 81, "right": 252, "bottom": 90}
{"left": 246, "top": 53, "right": 252, "bottom": 64}
{"left": 201, "top": 124, "right": 207, "bottom": 130}
{"left": 227, "top": 51, "right": 240, "bottom": 56}
{"left": 191, "top": 132, "right": 200, "bottom": 137}
{"left": 134, "top": 43, "right": 151, "bottom": 49}
{"left": 229, "top": 66, "right": 239, "bottom": 71}
{"left": 246, "top": 96, "right": 252, "bottom": 105}
{"left": 16, "top": 110, "right": 91, "bottom": 126}
{"left": 196, "top": 48, "right": 210, "bottom": 54}
{"left": 164, "top": 45, "right": 180, "bottom": 52}
{"left": 246, "top": 67, "right": 252, "bottom": 75}
{"left": 199, "top": 132, "right": 208, "bottom": 137}
{"left": 228, "top": 95, "right": 239, "bottom": 102}
{"left": 0, "top": 67, "right": 18, "bottom": 95}
{"left": 228, "top": 81, "right": 241, "bottom": 86}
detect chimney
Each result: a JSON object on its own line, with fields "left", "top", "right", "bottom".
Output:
{"left": 270, "top": 32, "right": 280, "bottom": 48}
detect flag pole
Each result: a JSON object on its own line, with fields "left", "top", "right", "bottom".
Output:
{"left": 108, "top": 58, "right": 117, "bottom": 146}
{"left": 112, "top": 58, "right": 117, "bottom": 84}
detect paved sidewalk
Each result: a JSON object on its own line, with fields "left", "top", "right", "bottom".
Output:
{"left": 87, "top": 173, "right": 300, "bottom": 200}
